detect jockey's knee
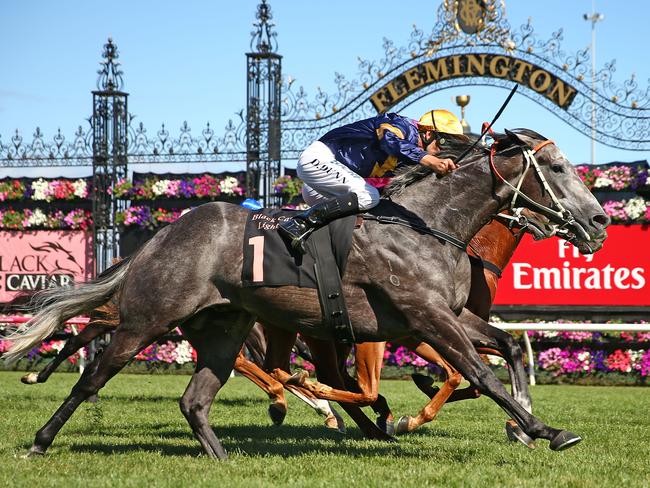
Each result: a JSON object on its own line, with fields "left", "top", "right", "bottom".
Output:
{"left": 355, "top": 187, "right": 380, "bottom": 211}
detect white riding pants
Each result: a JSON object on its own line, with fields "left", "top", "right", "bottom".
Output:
{"left": 297, "top": 141, "right": 380, "bottom": 210}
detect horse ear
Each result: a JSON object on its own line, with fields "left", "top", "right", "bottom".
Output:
{"left": 504, "top": 129, "right": 526, "bottom": 147}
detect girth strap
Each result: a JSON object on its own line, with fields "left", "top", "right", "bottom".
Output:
{"left": 361, "top": 214, "right": 467, "bottom": 251}
{"left": 479, "top": 258, "right": 503, "bottom": 278}
{"left": 308, "top": 227, "right": 356, "bottom": 344}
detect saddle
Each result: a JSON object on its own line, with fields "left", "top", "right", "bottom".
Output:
{"left": 241, "top": 208, "right": 356, "bottom": 343}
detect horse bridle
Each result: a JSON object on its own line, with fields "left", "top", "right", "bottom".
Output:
{"left": 486, "top": 137, "right": 591, "bottom": 243}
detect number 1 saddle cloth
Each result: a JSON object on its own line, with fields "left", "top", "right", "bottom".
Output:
{"left": 241, "top": 208, "right": 356, "bottom": 288}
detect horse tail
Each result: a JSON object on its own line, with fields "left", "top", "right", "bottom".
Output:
{"left": 2, "top": 257, "right": 133, "bottom": 365}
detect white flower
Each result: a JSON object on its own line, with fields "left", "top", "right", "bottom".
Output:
{"left": 27, "top": 208, "right": 48, "bottom": 226}
{"left": 624, "top": 197, "right": 647, "bottom": 220}
{"left": 152, "top": 179, "right": 170, "bottom": 196}
{"left": 51, "top": 341, "right": 65, "bottom": 352}
{"left": 174, "top": 340, "right": 194, "bottom": 365}
{"left": 31, "top": 178, "right": 50, "bottom": 201}
{"left": 218, "top": 176, "right": 239, "bottom": 195}
{"left": 72, "top": 179, "right": 87, "bottom": 198}
{"left": 593, "top": 176, "right": 614, "bottom": 189}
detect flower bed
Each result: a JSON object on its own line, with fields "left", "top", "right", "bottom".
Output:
{"left": 601, "top": 198, "right": 650, "bottom": 223}
{"left": 273, "top": 175, "right": 303, "bottom": 201}
{"left": 2, "top": 320, "right": 648, "bottom": 383}
{"left": 111, "top": 174, "right": 245, "bottom": 200}
{"left": 575, "top": 164, "right": 648, "bottom": 191}
{"left": 115, "top": 206, "right": 186, "bottom": 229}
{"left": 0, "top": 207, "right": 92, "bottom": 230}
{"left": 0, "top": 178, "right": 90, "bottom": 202}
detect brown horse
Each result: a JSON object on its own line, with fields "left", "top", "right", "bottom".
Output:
{"left": 256, "top": 210, "right": 544, "bottom": 442}
{"left": 5, "top": 130, "right": 608, "bottom": 458}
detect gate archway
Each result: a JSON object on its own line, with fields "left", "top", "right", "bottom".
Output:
{"left": 279, "top": 0, "right": 650, "bottom": 158}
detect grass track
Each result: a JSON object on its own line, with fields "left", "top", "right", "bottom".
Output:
{"left": 1, "top": 371, "right": 648, "bottom": 487}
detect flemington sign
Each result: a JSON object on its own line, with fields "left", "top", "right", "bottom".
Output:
{"left": 370, "top": 53, "right": 578, "bottom": 113}
{"left": 0, "top": 231, "right": 92, "bottom": 303}
{"left": 494, "top": 225, "right": 650, "bottom": 306}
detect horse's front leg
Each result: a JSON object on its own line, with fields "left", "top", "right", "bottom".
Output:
{"left": 407, "top": 303, "right": 581, "bottom": 451}
{"left": 390, "top": 338, "right": 465, "bottom": 435}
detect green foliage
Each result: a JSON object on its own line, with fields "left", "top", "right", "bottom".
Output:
{"left": 1, "top": 372, "right": 648, "bottom": 487}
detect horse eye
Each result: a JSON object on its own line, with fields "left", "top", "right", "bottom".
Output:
{"left": 551, "top": 164, "right": 563, "bottom": 173}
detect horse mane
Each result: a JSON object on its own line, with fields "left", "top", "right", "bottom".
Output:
{"left": 384, "top": 133, "right": 484, "bottom": 197}
{"left": 383, "top": 128, "right": 549, "bottom": 197}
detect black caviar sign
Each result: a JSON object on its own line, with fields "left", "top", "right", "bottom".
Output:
{"left": 370, "top": 53, "right": 578, "bottom": 112}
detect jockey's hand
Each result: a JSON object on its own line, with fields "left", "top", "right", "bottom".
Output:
{"left": 420, "top": 154, "right": 458, "bottom": 175}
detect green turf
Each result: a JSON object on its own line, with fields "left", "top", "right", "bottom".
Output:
{"left": 0, "top": 372, "right": 648, "bottom": 487}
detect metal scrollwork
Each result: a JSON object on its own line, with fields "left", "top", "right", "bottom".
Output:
{"left": 3, "top": 0, "right": 650, "bottom": 170}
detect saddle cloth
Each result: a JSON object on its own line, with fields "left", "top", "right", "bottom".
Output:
{"left": 241, "top": 209, "right": 355, "bottom": 288}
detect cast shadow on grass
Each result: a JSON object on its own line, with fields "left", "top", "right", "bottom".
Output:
{"left": 65, "top": 424, "right": 460, "bottom": 459}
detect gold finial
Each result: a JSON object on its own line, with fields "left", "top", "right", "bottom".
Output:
{"left": 455, "top": 95, "right": 471, "bottom": 134}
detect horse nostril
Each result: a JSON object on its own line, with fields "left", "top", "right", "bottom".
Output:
{"left": 591, "top": 213, "right": 610, "bottom": 228}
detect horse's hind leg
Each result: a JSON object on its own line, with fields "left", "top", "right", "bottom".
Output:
{"left": 26, "top": 321, "right": 170, "bottom": 456}
{"left": 179, "top": 311, "right": 255, "bottom": 460}
{"left": 21, "top": 322, "right": 115, "bottom": 385}
{"left": 234, "top": 350, "right": 288, "bottom": 425}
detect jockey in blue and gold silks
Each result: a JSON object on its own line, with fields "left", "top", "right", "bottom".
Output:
{"left": 278, "top": 110, "right": 465, "bottom": 252}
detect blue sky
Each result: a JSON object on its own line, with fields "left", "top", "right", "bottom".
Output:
{"left": 1, "top": 0, "right": 649, "bottom": 177}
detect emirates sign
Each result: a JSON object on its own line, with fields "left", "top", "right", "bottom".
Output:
{"left": 494, "top": 225, "right": 650, "bottom": 306}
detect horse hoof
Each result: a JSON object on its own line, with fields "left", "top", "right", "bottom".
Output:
{"left": 20, "top": 373, "right": 39, "bottom": 385}
{"left": 549, "top": 430, "right": 582, "bottom": 451}
{"left": 505, "top": 420, "right": 536, "bottom": 449}
{"left": 21, "top": 447, "right": 45, "bottom": 459}
{"left": 268, "top": 404, "right": 287, "bottom": 425}
{"left": 324, "top": 413, "right": 346, "bottom": 434}
{"left": 376, "top": 417, "right": 395, "bottom": 436}
{"left": 395, "top": 416, "right": 412, "bottom": 435}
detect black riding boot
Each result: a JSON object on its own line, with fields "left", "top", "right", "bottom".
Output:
{"left": 278, "top": 193, "right": 359, "bottom": 253}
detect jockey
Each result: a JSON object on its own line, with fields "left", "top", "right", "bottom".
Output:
{"left": 278, "top": 109, "right": 465, "bottom": 252}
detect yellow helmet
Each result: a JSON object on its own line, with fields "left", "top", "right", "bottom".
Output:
{"left": 418, "top": 109, "right": 464, "bottom": 135}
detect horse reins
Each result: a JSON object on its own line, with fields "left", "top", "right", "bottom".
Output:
{"left": 361, "top": 214, "right": 467, "bottom": 251}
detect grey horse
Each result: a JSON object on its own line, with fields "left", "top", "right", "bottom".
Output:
{"left": 5, "top": 129, "right": 608, "bottom": 459}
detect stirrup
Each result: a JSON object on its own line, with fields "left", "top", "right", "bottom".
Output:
{"left": 290, "top": 228, "right": 314, "bottom": 254}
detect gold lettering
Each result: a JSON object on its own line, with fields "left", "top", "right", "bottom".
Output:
{"left": 424, "top": 58, "right": 450, "bottom": 82}
{"left": 404, "top": 66, "right": 425, "bottom": 91}
{"left": 489, "top": 56, "right": 510, "bottom": 78}
{"left": 370, "top": 87, "right": 392, "bottom": 112}
{"left": 511, "top": 59, "right": 534, "bottom": 83}
{"left": 451, "top": 55, "right": 463, "bottom": 76}
{"left": 530, "top": 69, "right": 552, "bottom": 93}
{"left": 548, "top": 79, "right": 577, "bottom": 108}
{"left": 385, "top": 81, "right": 406, "bottom": 105}
{"left": 466, "top": 54, "right": 486, "bottom": 76}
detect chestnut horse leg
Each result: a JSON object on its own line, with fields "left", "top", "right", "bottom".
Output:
{"left": 293, "top": 337, "right": 391, "bottom": 441}
{"left": 233, "top": 350, "right": 288, "bottom": 425}
{"left": 393, "top": 340, "right": 465, "bottom": 434}
{"left": 262, "top": 324, "right": 345, "bottom": 432}
{"left": 280, "top": 340, "right": 386, "bottom": 407}
{"left": 333, "top": 342, "right": 395, "bottom": 435}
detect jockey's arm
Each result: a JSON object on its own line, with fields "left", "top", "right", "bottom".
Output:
{"left": 378, "top": 122, "right": 456, "bottom": 176}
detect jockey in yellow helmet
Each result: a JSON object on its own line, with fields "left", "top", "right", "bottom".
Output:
{"left": 278, "top": 109, "right": 465, "bottom": 252}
